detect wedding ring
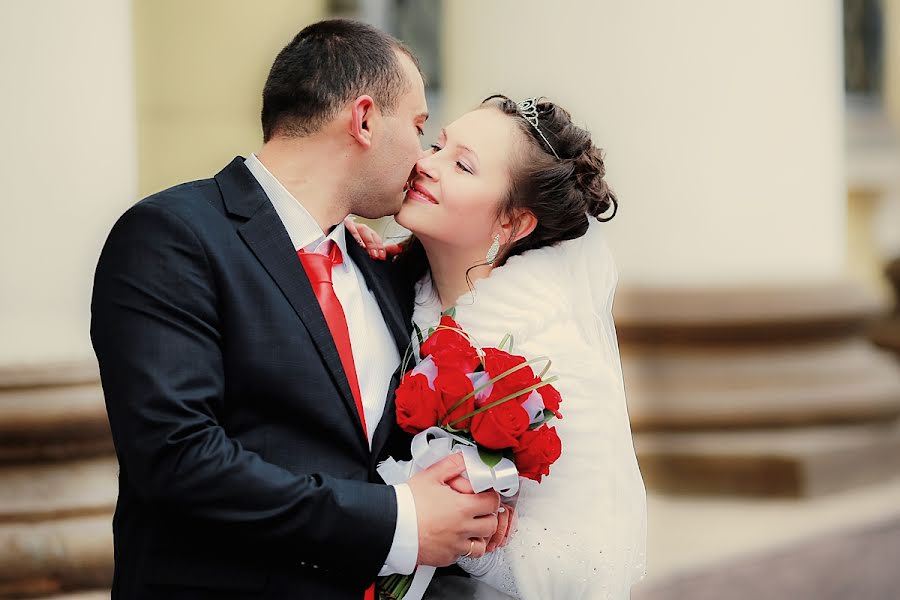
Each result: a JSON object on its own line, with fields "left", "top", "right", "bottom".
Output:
{"left": 462, "top": 539, "right": 475, "bottom": 558}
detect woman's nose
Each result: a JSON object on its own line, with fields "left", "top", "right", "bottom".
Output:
{"left": 415, "top": 154, "right": 438, "bottom": 181}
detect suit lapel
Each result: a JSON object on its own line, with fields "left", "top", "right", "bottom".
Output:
{"left": 370, "top": 365, "right": 405, "bottom": 470}
{"left": 216, "top": 158, "right": 368, "bottom": 452}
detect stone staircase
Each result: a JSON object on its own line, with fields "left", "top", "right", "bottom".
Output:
{"left": 0, "top": 361, "right": 115, "bottom": 598}
{"left": 618, "top": 281, "right": 900, "bottom": 598}
{"left": 618, "top": 282, "right": 900, "bottom": 498}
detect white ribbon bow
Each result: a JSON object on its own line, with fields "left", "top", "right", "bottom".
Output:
{"left": 376, "top": 427, "right": 520, "bottom": 599}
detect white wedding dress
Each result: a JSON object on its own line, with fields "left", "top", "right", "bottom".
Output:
{"left": 415, "top": 221, "right": 647, "bottom": 600}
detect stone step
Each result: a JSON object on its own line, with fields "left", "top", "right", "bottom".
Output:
{"left": 623, "top": 338, "right": 900, "bottom": 431}
{"left": 0, "top": 361, "right": 98, "bottom": 390}
{"left": 0, "top": 384, "right": 109, "bottom": 444}
{"left": 614, "top": 282, "right": 881, "bottom": 344}
{"left": 615, "top": 282, "right": 900, "bottom": 432}
{"left": 0, "top": 359, "right": 113, "bottom": 466}
{"left": 0, "top": 515, "right": 112, "bottom": 592}
{"left": 0, "top": 457, "right": 117, "bottom": 523}
{"left": 0, "top": 578, "right": 62, "bottom": 597}
{"left": 634, "top": 420, "right": 900, "bottom": 497}
{"left": 0, "top": 439, "right": 114, "bottom": 466}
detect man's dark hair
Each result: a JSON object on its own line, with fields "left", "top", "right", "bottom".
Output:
{"left": 261, "top": 19, "right": 420, "bottom": 142}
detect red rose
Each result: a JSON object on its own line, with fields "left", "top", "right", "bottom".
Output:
{"left": 434, "top": 368, "right": 476, "bottom": 429}
{"left": 395, "top": 373, "right": 441, "bottom": 434}
{"left": 470, "top": 398, "right": 530, "bottom": 450}
{"left": 538, "top": 383, "right": 563, "bottom": 419}
{"left": 514, "top": 425, "right": 562, "bottom": 483}
{"left": 421, "top": 315, "right": 472, "bottom": 358}
{"left": 482, "top": 348, "right": 538, "bottom": 404}
{"left": 431, "top": 345, "right": 481, "bottom": 374}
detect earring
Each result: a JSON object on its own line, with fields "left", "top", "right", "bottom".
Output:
{"left": 486, "top": 234, "right": 501, "bottom": 265}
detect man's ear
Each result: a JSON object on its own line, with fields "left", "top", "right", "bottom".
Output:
{"left": 349, "top": 95, "right": 376, "bottom": 148}
{"left": 501, "top": 210, "right": 538, "bottom": 244}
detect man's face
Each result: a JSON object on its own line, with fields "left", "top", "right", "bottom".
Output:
{"left": 352, "top": 51, "right": 428, "bottom": 219}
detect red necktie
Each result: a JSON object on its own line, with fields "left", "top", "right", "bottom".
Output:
{"left": 298, "top": 243, "right": 376, "bottom": 600}
{"left": 297, "top": 242, "right": 368, "bottom": 439}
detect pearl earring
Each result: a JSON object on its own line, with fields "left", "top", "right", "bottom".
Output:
{"left": 486, "top": 234, "right": 501, "bottom": 265}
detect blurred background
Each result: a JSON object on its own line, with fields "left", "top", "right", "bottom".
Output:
{"left": 1, "top": 0, "right": 899, "bottom": 598}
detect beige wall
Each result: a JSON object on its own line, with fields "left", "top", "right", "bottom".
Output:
{"left": 134, "top": 0, "right": 326, "bottom": 197}
{"left": 0, "top": 0, "right": 137, "bottom": 363}
{"left": 443, "top": 0, "right": 846, "bottom": 288}
{"left": 0, "top": 1, "right": 328, "bottom": 365}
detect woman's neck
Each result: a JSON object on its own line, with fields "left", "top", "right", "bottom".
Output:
{"left": 420, "top": 237, "right": 493, "bottom": 312}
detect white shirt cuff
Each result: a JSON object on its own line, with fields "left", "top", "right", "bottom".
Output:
{"left": 378, "top": 483, "right": 419, "bottom": 576}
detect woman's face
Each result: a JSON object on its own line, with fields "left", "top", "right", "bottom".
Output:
{"left": 396, "top": 108, "right": 520, "bottom": 252}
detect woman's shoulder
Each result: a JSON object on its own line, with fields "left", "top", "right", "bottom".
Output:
{"left": 413, "top": 221, "right": 617, "bottom": 345}
{"left": 410, "top": 248, "right": 572, "bottom": 347}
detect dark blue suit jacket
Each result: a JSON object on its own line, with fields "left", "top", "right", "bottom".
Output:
{"left": 91, "top": 157, "right": 415, "bottom": 599}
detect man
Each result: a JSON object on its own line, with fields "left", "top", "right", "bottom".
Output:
{"left": 91, "top": 19, "right": 499, "bottom": 599}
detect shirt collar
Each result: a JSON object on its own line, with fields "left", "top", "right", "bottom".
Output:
{"left": 244, "top": 153, "right": 350, "bottom": 272}
{"left": 311, "top": 222, "right": 351, "bottom": 270}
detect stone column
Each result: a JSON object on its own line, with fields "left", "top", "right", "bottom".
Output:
{"left": 0, "top": 1, "right": 326, "bottom": 596}
{"left": 442, "top": 0, "right": 900, "bottom": 496}
{"left": 0, "top": 1, "right": 133, "bottom": 594}
{"left": 0, "top": 0, "right": 138, "bottom": 365}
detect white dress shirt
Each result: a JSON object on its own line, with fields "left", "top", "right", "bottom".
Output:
{"left": 245, "top": 154, "right": 418, "bottom": 576}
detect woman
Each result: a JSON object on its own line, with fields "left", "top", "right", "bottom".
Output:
{"left": 352, "top": 95, "right": 646, "bottom": 599}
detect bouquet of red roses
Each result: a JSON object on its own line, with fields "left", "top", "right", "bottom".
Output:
{"left": 378, "top": 310, "right": 563, "bottom": 600}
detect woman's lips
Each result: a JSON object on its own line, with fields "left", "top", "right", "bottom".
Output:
{"left": 406, "top": 182, "right": 438, "bottom": 205}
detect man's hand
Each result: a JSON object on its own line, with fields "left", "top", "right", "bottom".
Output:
{"left": 407, "top": 454, "right": 501, "bottom": 567}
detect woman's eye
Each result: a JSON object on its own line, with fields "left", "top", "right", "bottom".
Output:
{"left": 457, "top": 161, "right": 473, "bottom": 174}
{"left": 429, "top": 144, "right": 442, "bottom": 152}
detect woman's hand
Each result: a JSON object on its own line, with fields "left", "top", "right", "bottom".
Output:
{"left": 344, "top": 217, "right": 403, "bottom": 260}
{"left": 486, "top": 503, "right": 516, "bottom": 552}
{"left": 447, "top": 474, "right": 517, "bottom": 554}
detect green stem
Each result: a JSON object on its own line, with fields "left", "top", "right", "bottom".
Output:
{"left": 399, "top": 340, "right": 417, "bottom": 378}
{"left": 397, "top": 574, "right": 413, "bottom": 597}
{"left": 538, "top": 357, "right": 552, "bottom": 380}
{"left": 439, "top": 356, "right": 552, "bottom": 423}
{"left": 379, "top": 574, "right": 397, "bottom": 595}
{"left": 447, "top": 375, "right": 559, "bottom": 427}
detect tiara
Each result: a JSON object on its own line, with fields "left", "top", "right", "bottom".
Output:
{"left": 516, "top": 98, "right": 560, "bottom": 159}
